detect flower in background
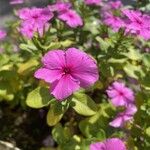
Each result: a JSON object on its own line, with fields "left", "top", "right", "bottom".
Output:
{"left": 10, "top": 0, "right": 24, "bottom": 5}
{"left": 48, "top": 1, "right": 83, "bottom": 28}
{"left": 90, "top": 138, "right": 126, "bottom": 150}
{"left": 0, "top": 29, "right": 6, "bottom": 40}
{"left": 103, "top": 13, "right": 125, "bottom": 31}
{"left": 109, "top": 0, "right": 123, "bottom": 9}
{"left": 84, "top": 0, "right": 101, "bottom": 5}
{"left": 58, "top": 10, "right": 83, "bottom": 28}
{"left": 48, "top": 2, "right": 72, "bottom": 13}
{"left": 109, "top": 104, "right": 137, "bottom": 127}
{"left": 18, "top": 7, "right": 53, "bottom": 38}
{"left": 34, "top": 48, "right": 99, "bottom": 100}
{"left": 106, "top": 81, "right": 135, "bottom": 107}
{"left": 101, "top": 0, "right": 124, "bottom": 31}
{"left": 123, "top": 9, "right": 150, "bottom": 40}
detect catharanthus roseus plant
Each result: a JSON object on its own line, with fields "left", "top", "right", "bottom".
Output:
{"left": 0, "top": 0, "right": 150, "bottom": 150}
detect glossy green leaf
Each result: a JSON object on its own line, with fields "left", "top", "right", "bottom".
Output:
{"left": 71, "top": 92, "right": 98, "bottom": 116}
{"left": 26, "top": 87, "right": 53, "bottom": 108}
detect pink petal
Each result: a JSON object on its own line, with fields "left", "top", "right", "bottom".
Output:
{"left": 42, "top": 50, "right": 66, "bottom": 70}
{"left": 111, "top": 96, "right": 126, "bottom": 107}
{"left": 66, "top": 48, "right": 99, "bottom": 88}
{"left": 106, "top": 89, "right": 119, "bottom": 98}
{"left": 105, "top": 138, "right": 126, "bottom": 150}
{"left": 113, "top": 82, "right": 125, "bottom": 91}
{"left": 109, "top": 116, "right": 123, "bottom": 127}
{"left": 34, "top": 68, "right": 62, "bottom": 83}
{"left": 51, "top": 74, "right": 80, "bottom": 100}
{"left": 124, "top": 87, "right": 134, "bottom": 102}
{"left": 125, "top": 104, "right": 137, "bottom": 115}
{"left": 90, "top": 142, "right": 105, "bottom": 150}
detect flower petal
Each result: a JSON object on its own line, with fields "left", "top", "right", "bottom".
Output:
{"left": 111, "top": 96, "right": 126, "bottom": 107}
{"left": 66, "top": 48, "right": 99, "bottom": 88}
{"left": 51, "top": 74, "right": 80, "bottom": 100}
{"left": 105, "top": 138, "right": 126, "bottom": 150}
{"left": 34, "top": 68, "right": 62, "bottom": 83}
{"left": 42, "top": 50, "right": 66, "bottom": 69}
{"left": 90, "top": 142, "right": 105, "bottom": 150}
{"left": 109, "top": 116, "right": 123, "bottom": 127}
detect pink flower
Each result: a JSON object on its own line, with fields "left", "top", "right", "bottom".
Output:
{"left": 58, "top": 10, "right": 83, "bottom": 28}
{"left": 34, "top": 48, "right": 99, "bottom": 100}
{"left": 18, "top": 7, "right": 53, "bottom": 38}
{"left": 106, "top": 81, "right": 135, "bottom": 107}
{"left": 123, "top": 9, "right": 150, "bottom": 40}
{"left": 109, "top": 1, "right": 123, "bottom": 9}
{"left": 48, "top": 2, "right": 72, "bottom": 13}
{"left": 10, "top": 0, "right": 24, "bottom": 5}
{"left": 90, "top": 138, "right": 126, "bottom": 150}
{"left": 104, "top": 13, "right": 125, "bottom": 31}
{"left": 84, "top": 0, "right": 101, "bottom": 5}
{"left": 20, "top": 24, "right": 35, "bottom": 39}
{"left": 110, "top": 104, "right": 137, "bottom": 128}
{"left": 0, "top": 29, "right": 6, "bottom": 40}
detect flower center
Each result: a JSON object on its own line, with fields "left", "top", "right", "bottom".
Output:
{"left": 63, "top": 67, "right": 71, "bottom": 74}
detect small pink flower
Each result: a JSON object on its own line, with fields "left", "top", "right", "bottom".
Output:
{"left": 90, "top": 138, "right": 126, "bottom": 150}
{"left": 109, "top": 104, "right": 137, "bottom": 128}
{"left": 10, "top": 0, "right": 24, "bottom": 5}
{"left": 58, "top": 10, "right": 83, "bottom": 28}
{"left": 109, "top": 1, "right": 123, "bottom": 9}
{"left": 34, "top": 48, "right": 99, "bottom": 100}
{"left": 0, "top": 29, "right": 6, "bottom": 40}
{"left": 18, "top": 7, "right": 53, "bottom": 38}
{"left": 106, "top": 81, "right": 135, "bottom": 107}
{"left": 104, "top": 13, "right": 125, "bottom": 31}
{"left": 48, "top": 2, "right": 72, "bottom": 13}
{"left": 84, "top": 0, "right": 101, "bottom": 5}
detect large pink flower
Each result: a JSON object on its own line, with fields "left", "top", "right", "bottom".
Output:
{"left": 106, "top": 81, "right": 135, "bottom": 107}
{"left": 109, "top": 104, "right": 137, "bottom": 128}
{"left": 90, "top": 138, "right": 126, "bottom": 150}
{"left": 34, "top": 48, "right": 99, "bottom": 100}
{"left": 58, "top": 10, "right": 83, "bottom": 28}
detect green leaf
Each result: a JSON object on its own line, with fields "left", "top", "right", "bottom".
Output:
{"left": 146, "top": 127, "right": 150, "bottom": 137}
{"left": 0, "top": 81, "right": 14, "bottom": 101}
{"left": 47, "top": 101, "right": 68, "bottom": 126}
{"left": 143, "top": 53, "right": 150, "bottom": 68}
{"left": 52, "top": 124, "right": 71, "bottom": 145}
{"left": 26, "top": 86, "right": 53, "bottom": 108}
{"left": 71, "top": 92, "right": 98, "bottom": 116}
{"left": 123, "top": 48, "right": 142, "bottom": 61}
{"left": 124, "top": 63, "right": 145, "bottom": 79}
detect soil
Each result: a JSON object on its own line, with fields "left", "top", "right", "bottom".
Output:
{"left": 0, "top": 102, "right": 55, "bottom": 150}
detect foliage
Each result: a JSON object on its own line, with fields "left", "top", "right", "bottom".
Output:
{"left": 0, "top": 0, "right": 150, "bottom": 150}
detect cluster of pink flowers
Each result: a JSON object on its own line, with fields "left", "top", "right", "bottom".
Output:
{"left": 90, "top": 138, "right": 126, "bottom": 150}
{"left": 107, "top": 81, "right": 137, "bottom": 128}
{"left": 18, "top": 7, "right": 53, "bottom": 38}
{"left": 48, "top": 1, "right": 83, "bottom": 28}
{"left": 84, "top": 0, "right": 101, "bottom": 6}
{"left": 34, "top": 48, "right": 99, "bottom": 100}
{"left": 102, "top": 1, "right": 150, "bottom": 40}
{"left": 0, "top": 29, "right": 7, "bottom": 40}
